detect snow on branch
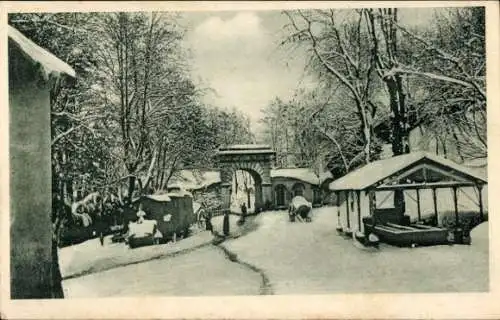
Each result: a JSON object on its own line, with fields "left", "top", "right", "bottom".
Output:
{"left": 386, "top": 67, "right": 485, "bottom": 97}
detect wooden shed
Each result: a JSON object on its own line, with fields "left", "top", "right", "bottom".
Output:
{"left": 126, "top": 190, "right": 196, "bottom": 241}
{"left": 9, "top": 26, "right": 76, "bottom": 299}
{"left": 329, "top": 152, "right": 487, "bottom": 246}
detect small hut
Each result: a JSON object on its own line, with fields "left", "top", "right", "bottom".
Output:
{"left": 271, "top": 168, "right": 329, "bottom": 209}
{"left": 126, "top": 190, "right": 196, "bottom": 241}
{"left": 329, "top": 152, "right": 487, "bottom": 246}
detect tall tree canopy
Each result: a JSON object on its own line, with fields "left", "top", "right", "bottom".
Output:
{"left": 262, "top": 7, "right": 486, "bottom": 180}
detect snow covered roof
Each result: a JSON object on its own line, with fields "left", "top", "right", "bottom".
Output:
{"left": 167, "top": 189, "right": 193, "bottom": 198}
{"left": 171, "top": 168, "right": 332, "bottom": 188}
{"left": 219, "top": 144, "right": 271, "bottom": 151}
{"left": 168, "top": 170, "right": 221, "bottom": 190}
{"left": 144, "top": 194, "right": 172, "bottom": 202}
{"left": 319, "top": 171, "right": 334, "bottom": 183}
{"left": 329, "top": 152, "right": 487, "bottom": 191}
{"left": 217, "top": 144, "right": 274, "bottom": 156}
{"left": 8, "top": 25, "right": 76, "bottom": 80}
{"left": 271, "top": 168, "right": 321, "bottom": 185}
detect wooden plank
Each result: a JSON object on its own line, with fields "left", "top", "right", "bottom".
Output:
{"left": 336, "top": 191, "right": 340, "bottom": 218}
{"left": 376, "top": 181, "right": 476, "bottom": 191}
{"left": 432, "top": 188, "right": 438, "bottom": 227}
{"left": 477, "top": 184, "right": 484, "bottom": 222}
{"left": 416, "top": 188, "right": 421, "bottom": 221}
{"left": 368, "top": 189, "right": 375, "bottom": 216}
{"left": 356, "top": 190, "right": 361, "bottom": 232}
{"left": 386, "top": 222, "right": 415, "bottom": 230}
{"left": 453, "top": 187, "right": 459, "bottom": 226}
{"left": 346, "top": 191, "right": 350, "bottom": 229}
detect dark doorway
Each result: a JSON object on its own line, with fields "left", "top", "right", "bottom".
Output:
{"left": 275, "top": 184, "right": 287, "bottom": 207}
{"left": 292, "top": 183, "right": 305, "bottom": 197}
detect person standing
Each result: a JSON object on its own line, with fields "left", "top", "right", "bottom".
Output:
{"left": 205, "top": 210, "right": 214, "bottom": 234}
{"left": 223, "top": 210, "right": 230, "bottom": 237}
{"left": 238, "top": 202, "right": 247, "bottom": 225}
{"left": 241, "top": 202, "right": 247, "bottom": 217}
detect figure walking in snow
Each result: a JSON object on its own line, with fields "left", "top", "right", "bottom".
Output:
{"left": 241, "top": 202, "right": 247, "bottom": 217}
{"left": 238, "top": 202, "right": 247, "bottom": 225}
{"left": 223, "top": 211, "right": 230, "bottom": 236}
{"left": 205, "top": 210, "right": 214, "bottom": 234}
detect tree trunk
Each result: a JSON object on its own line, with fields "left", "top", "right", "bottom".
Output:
{"left": 386, "top": 77, "right": 409, "bottom": 156}
{"left": 127, "top": 175, "right": 136, "bottom": 203}
{"left": 362, "top": 124, "right": 371, "bottom": 164}
{"left": 385, "top": 76, "right": 409, "bottom": 213}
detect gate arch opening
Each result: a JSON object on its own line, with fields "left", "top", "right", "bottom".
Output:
{"left": 231, "top": 169, "right": 261, "bottom": 214}
{"left": 216, "top": 145, "right": 275, "bottom": 212}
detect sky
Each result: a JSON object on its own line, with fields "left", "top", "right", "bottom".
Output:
{"left": 180, "top": 8, "right": 436, "bottom": 138}
{"left": 182, "top": 10, "right": 314, "bottom": 137}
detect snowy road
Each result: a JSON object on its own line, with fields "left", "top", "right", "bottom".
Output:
{"left": 61, "top": 214, "right": 262, "bottom": 298}
{"left": 223, "top": 207, "right": 489, "bottom": 294}
{"left": 62, "top": 245, "right": 262, "bottom": 297}
{"left": 61, "top": 207, "right": 489, "bottom": 297}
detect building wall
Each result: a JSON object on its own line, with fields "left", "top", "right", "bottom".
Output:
{"left": 271, "top": 177, "right": 316, "bottom": 209}
{"left": 9, "top": 47, "right": 55, "bottom": 298}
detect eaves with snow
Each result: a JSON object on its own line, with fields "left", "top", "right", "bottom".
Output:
{"left": 271, "top": 168, "right": 326, "bottom": 185}
{"left": 8, "top": 25, "right": 76, "bottom": 80}
{"left": 169, "top": 168, "right": 333, "bottom": 190}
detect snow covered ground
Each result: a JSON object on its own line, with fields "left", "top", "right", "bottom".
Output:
{"left": 61, "top": 206, "right": 489, "bottom": 297}
{"left": 223, "top": 207, "right": 489, "bottom": 294}
{"left": 59, "top": 214, "right": 249, "bottom": 279}
{"left": 61, "top": 215, "right": 262, "bottom": 298}
{"left": 59, "top": 225, "right": 213, "bottom": 279}
{"left": 62, "top": 246, "right": 261, "bottom": 297}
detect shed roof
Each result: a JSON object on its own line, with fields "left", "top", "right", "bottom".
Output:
{"left": 8, "top": 25, "right": 76, "bottom": 79}
{"left": 168, "top": 170, "right": 221, "bottom": 191}
{"left": 271, "top": 168, "right": 321, "bottom": 185}
{"left": 329, "top": 152, "right": 487, "bottom": 191}
{"left": 144, "top": 194, "right": 172, "bottom": 202}
{"left": 167, "top": 189, "right": 193, "bottom": 198}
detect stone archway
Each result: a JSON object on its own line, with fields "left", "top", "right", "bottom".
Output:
{"left": 216, "top": 145, "right": 275, "bottom": 212}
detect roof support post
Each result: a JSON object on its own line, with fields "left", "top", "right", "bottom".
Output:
{"left": 356, "top": 190, "right": 362, "bottom": 232}
{"left": 453, "top": 186, "right": 459, "bottom": 227}
{"left": 368, "top": 189, "right": 375, "bottom": 217}
{"left": 432, "top": 188, "right": 438, "bottom": 227}
{"left": 477, "top": 184, "right": 484, "bottom": 222}
{"left": 336, "top": 191, "right": 340, "bottom": 225}
{"left": 346, "top": 191, "right": 350, "bottom": 229}
{"left": 416, "top": 188, "right": 421, "bottom": 221}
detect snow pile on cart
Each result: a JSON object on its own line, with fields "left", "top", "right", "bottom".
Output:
{"left": 289, "top": 196, "right": 312, "bottom": 222}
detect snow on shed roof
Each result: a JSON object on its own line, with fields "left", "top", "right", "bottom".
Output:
{"left": 271, "top": 168, "right": 320, "bottom": 185}
{"left": 219, "top": 144, "right": 272, "bottom": 151}
{"left": 167, "top": 189, "right": 193, "bottom": 198}
{"left": 329, "top": 152, "right": 487, "bottom": 191}
{"left": 8, "top": 25, "right": 76, "bottom": 79}
{"left": 144, "top": 194, "right": 172, "bottom": 202}
{"left": 168, "top": 170, "right": 221, "bottom": 190}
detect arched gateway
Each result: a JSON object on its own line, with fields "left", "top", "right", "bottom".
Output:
{"left": 216, "top": 144, "right": 276, "bottom": 212}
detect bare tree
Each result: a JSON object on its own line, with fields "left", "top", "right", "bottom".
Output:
{"left": 283, "top": 9, "right": 382, "bottom": 164}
